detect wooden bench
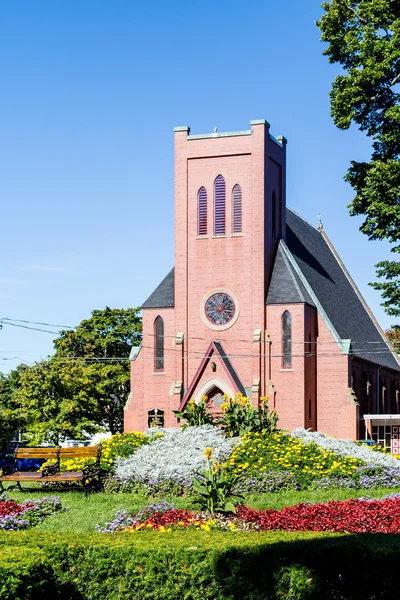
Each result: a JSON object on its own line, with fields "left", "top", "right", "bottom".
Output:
{"left": 0, "top": 445, "right": 103, "bottom": 496}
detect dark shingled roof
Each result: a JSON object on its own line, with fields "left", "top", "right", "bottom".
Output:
{"left": 140, "top": 210, "right": 399, "bottom": 371}
{"left": 141, "top": 268, "right": 175, "bottom": 309}
{"left": 286, "top": 208, "right": 399, "bottom": 370}
{"left": 267, "top": 241, "right": 315, "bottom": 306}
{"left": 213, "top": 341, "right": 246, "bottom": 396}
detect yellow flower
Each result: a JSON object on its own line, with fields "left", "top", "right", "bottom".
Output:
{"left": 204, "top": 447, "right": 213, "bottom": 460}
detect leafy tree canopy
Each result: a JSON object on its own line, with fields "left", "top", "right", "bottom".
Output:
{"left": 0, "top": 364, "right": 27, "bottom": 449}
{"left": 318, "top": 0, "right": 400, "bottom": 315}
{"left": 12, "top": 307, "right": 141, "bottom": 445}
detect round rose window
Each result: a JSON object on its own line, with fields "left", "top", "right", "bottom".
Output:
{"left": 205, "top": 293, "right": 236, "bottom": 326}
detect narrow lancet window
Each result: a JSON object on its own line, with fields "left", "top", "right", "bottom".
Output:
{"left": 214, "top": 175, "right": 226, "bottom": 235}
{"left": 154, "top": 316, "right": 164, "bottom": 372}
{"left": 232, "top": 184, "right": 242, "bottom": 233}
{"left": 282, "top": 311, "right": 292, "bottom": 368}
{"left": 198, "top": 187, "right": 207, "bottom": 236}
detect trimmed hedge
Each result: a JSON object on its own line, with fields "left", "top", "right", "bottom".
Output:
{"left": 2, "top": 530, "right": 400, "bottom": 599}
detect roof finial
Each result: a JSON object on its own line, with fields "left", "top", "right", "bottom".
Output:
{"left": 317, "top": 213, "right": 323, "bottom": 231}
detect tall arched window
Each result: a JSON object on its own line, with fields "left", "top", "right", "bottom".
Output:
{"left": 198, "top": 187, "right": 207, "bottom": 236}
{"left": 282, "top": 311, "right": 292, "bottom": 368}
{"left": 154, "top": 316, "right": 164, "bottom": 372}
{"left": 232, "top": 184, "right": 242, "bottom": 233}
{"left": 272, "top": 191, "right": 277, "bottom": 240}
{"left": 214, "top": 175, "right": 226, "bottom": 235}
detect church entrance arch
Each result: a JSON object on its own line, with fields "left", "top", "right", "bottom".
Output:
{"left": 194, "top": 377, "right": 235, "bottom": 409}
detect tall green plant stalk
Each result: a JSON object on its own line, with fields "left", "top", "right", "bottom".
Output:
{"left": 218, "top": 394, "right": 279, "bottom": 438}
{"left": 192, "top": 448, "right": 244, "bottom": 514}
{"left": 173, "top": 397, "right": 216, "bottom": 429}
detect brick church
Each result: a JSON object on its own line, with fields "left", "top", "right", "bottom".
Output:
{"left": 124, "top": 119, "right": 400, "bottom": 445}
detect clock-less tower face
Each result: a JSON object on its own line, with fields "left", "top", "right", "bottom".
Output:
{"left": 205, "top": 293, "right": 235, "bottom": 326}
{"left": 200, "top": 288, "right": 240, "bottom": 331}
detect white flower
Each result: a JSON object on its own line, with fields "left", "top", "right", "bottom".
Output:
{"left": 291, "top": 429, "right": 400, "bottom": 468}
{"left": 115, "top": 425, "right": 239, "bottom": 483}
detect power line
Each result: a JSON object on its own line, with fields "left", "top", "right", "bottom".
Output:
{"left": 2, "top": 318, "right": 74, "bottom": 329}
{"left": 1, "top": 316, "right": 395, "bottom": 347}
{"left": 24, "top": 345, "right": 400, "bottom": 362}
{"left": 1, "top": 322, "right": 60, "bottom": 335}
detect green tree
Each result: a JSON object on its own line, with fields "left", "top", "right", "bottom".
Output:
{"left": 16, "top": 359, "right": 100, "bottom": 445}
{"left": 17, "top": 307, "right": 141, "bottom": 444}
{"left": 0, "top": 364, "right": 28, "bottom": 449}
{"left": 317, "top": 1, "right": 400, "bottom": 315}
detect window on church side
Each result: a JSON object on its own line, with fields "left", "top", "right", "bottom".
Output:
{"left": 307, "top": 332, "right": 312, "bottom": 356}
{"left": 214, "top": 175, "right": 226, "bottom": 235}
{"left": 232, "top": 184, "right": 242, "bottom": 233}
{"left": 198, "top": 187, "right": 207, "bottom": 236}
{"left": 272, "top": 191, "right": 277, "bottom": 240}
{"left": 282, "top": 311, "right": 292, "bottom": 368}
{"left": 154, "top": 316, "right": 164, "bottom": 372}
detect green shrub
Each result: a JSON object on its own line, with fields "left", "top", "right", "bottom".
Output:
{"left": 218, "top": 394, "right": 278, "bottom": 438}
{"left": 173, "top": 397, "right": 216, "bottom": 428}
{"left": 2, "top": 530, "right": 400, "bottom": 599}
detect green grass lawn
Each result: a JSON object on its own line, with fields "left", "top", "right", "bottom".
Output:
{"left": 2, "top": 484, "right": 400, "bottom": 533}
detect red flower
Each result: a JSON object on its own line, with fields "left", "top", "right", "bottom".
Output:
{"left": 0, "top": 500, "right": 34, "bottom": 518}
{"left": 236, "top": 498, "right": 400, "bottom": 534}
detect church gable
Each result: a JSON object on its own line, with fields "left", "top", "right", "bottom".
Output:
{"left": 179, "top": 341, "right": 246, "bottom": 410}
{"left": 267, "top": 241, "right": 315, "bottom": 306}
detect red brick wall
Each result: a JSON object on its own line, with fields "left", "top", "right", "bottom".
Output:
{"left": 315, "top": 316, "right": 357, "bottom": 439}
{"left": 266, "top": 303, "right": 307, "bottom": 431}
{"left": 124, "top": 307, "right": 179, "bottom": 431}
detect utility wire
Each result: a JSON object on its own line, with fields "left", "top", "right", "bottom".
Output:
{"left": 2, "top": 318, "right": 74, "bottom": 329}
{"left": 1, "top": 317, "right": 396, "bottom": 349}
{"left": 1, "top": 322, "right": 60, "bottom": 335}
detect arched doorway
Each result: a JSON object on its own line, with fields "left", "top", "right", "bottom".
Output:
{"left": 207, "top": 386, "right": 225, "bottom": 412}
{"left": 194, "top": 377, "right": 235, "bottom": 404}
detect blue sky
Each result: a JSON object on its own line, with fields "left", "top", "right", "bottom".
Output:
{"left": 0, "top": 0, "right": 395, "bottom": 372}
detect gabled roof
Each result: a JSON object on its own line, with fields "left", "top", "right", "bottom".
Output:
{"left": 141, "top": 268, "right": 175, "bottom": 309}
{"left": 213, "top": 342, "right": 246, "bottom": 394}
{"left": 267, "top": 241, "right": 315, "bottom": 306}
{"left": 286, "top": 208, "right": 399, "bottom": 370}
{"left": 179, "top": 341, "right": 246, "bottom": 410}
{"left": 139, "top": 209, "right": 399, "bottom": 371}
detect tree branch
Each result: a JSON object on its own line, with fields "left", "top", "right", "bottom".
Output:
{"left": 337, "top": 0, "right": 367, "bottom": 24}
{"left": 371, "top": 72, "right": 400, "bottom": 101}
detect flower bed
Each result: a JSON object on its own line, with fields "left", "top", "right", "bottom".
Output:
{"left": 292, "top": 428, "right": 400, "bottom": 468}
{"left": 115, "top": 425, "right": 239, "bottom": 485}
{"left": 98, "top": 494, "right": 400, "bottom": 535}
{"left": 228, "top": 430, "right": 362, "bottom": 483}
{"left": 0, "top": 494, "right": 64, "bottom": 531}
